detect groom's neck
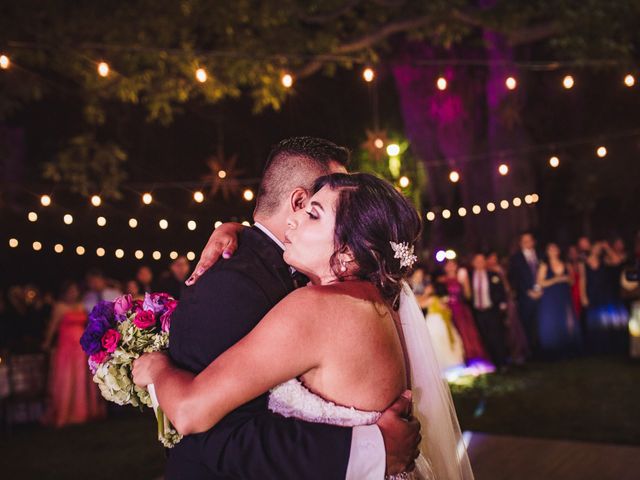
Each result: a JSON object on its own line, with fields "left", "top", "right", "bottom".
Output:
{"left": 253, "top": 213, "right": 286, "bottom": 244}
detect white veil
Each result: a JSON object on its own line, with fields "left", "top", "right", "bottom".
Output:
{"left": 398, "top": 282, "right": 474, "bottom": 480}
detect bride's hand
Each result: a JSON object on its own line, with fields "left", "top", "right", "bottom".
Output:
{"left": 132, "top": 351, "right": 170, "bottom": 388}
{"left": 186, "top": 222, "right": 243, "bottom": 285}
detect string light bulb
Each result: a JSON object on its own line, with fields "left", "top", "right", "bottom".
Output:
{"left": 76, "top": 246, "right": 85, "bottom": 256}
{"left": 187, "top": 220, "right": 197, "bottom": 231}
{"left": 549, "top": 156, "right": 560, "bottom": 168}
{"left": 486, "top": 202, "right": 496, "bottom": 212}
{"left": 436, "top": 77, "right": 447, "bottom": 90}
{"left": 0, "top": 54, "right": 9, "bottom": 70}
{"left": 152, "top": 251, "right": 161, "bottom": 260}
{"left": 363, "top": 67, "right": 375, "bottom": 82}
{"left": 449, "top": 171, "right": 460, "bottom": 183}
{"left": 562, "top": 75, "right": 574, "bottom": 89}
{"left": 97, "top": 62, "right": 109, "bottom": 77}
{"left": 186, "top": 251, "right": 196, "bottom": 261}
{"left": 96, "top": 216, "right": 107, "bottom": 227}
{"left": 442, "top": 209, "right": 451, "bottom": 219}
{"left": 505, "top": 76, "right": 517, "bottom": 90}
{"left": 63, "top": 214, "right": 73, "bottom": 225}
{"left": 91, "top": 195, "right": 102, "bottom": 207}
{"left": 159, "top": 219, "right": 168, "bottom": 230}
{"left": 214, "top": 221, "right": 222, "bottom": 228}
{"left": 243, "top": 189, "right": 255, "bottom": 201}
{"left": 445, "top": 250, "right": 457, "bottom": 260}
{"left": 40, "top": 195, "right": 51, "bottom": 207}
{"left": 195, "top": 68, "right": 207, "bottom": 83}
{"left": 115, "top": 248, "right": 124, "bottom": 259}
{"left": 426, "top": 212, "right": 436, "bottom": 222}
{"left": 596, "top": 146, "right": 607, "bottom": 158}
{"left": 624, "top": 74, "right": 635, "bottom": 87}
{"left": 242, "top": 221, "right": 251, "bottom": 226}
{"left": 281, "top": 73, "right": 293, "bottom": 88}
{"left": 524, "top": 195, "right": 533, "bottom": 204}
{"left": 374, "top": 138, "right": 384, "bottom": 149}
{"left": 142, "top": 193, "right": 153, "bottom": 205}
{"left": 33, "top": 241, "right": 42, "bottom": 251}
{"left": 500, "top": 200, "right": 510, "bottom": 209}
{"left": 54, "top": 243, "right": 64, "bottom": 253}
{"left": 498, "top": 164, "right": 509, "bottom": 176}
{"left": 386, "top": 144, "right": 400, "bottom": 156}
{"left": 169, "top": 251, "right": 178, "bottom": 260}
{"left": 458, "top": 207, "right": 467, "bottom": 217}
{"left": 28, "top": 212, "right": 38, "bottom": 222}
{"left": 472, "top": 205, "right": 481, "bottom": 215}
{"left": 399, "top": 176, "right": 410, "bottom": 188}
{"left": 129, "top": 218, "right": 138, "bottom": 228}
{"left": 193, "top": 191, "right": 204, "bottom": 203}
{"left": 513, "top": 197, "right": 522, "bottom": 207}
{"left": 9, "top": 238, "right": 18, "bottom": 248}
{"left": 531, "top": 193, "right": 540, "bottom": 203}
{"left": 218, "top": 170, "right": 227, "bottom": 179}
{"left": 135, "top": 250, "right": 144, "bottom": 260}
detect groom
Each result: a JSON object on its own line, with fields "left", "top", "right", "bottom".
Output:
{"left": 165, "top": 137, "right": 420, "bottom": 479}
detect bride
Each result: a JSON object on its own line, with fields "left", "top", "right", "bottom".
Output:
{"left": 133, "top": 173, "right": 473, "bottom": 479}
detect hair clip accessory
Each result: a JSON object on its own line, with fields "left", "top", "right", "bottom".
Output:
{"left": 390, "top": 241, "right": 417, "bottom": 268}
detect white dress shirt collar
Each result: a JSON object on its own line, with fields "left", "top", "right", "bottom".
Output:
{"left": 253, "top": 222, "right": 286, "bottom": 251}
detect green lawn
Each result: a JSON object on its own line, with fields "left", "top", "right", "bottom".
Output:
{"left": 1, "top": 356, "right": 638, "bottom": 479}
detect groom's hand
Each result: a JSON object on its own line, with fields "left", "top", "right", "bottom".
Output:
{"left": 186, "top": 222, "right": 243, "bottom": 285}
{"left": 377, "top": 390, "right": 421, "bottom": 476}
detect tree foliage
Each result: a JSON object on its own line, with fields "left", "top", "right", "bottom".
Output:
{"left": 1, "top": 0, "right": 638, "bottom": 196}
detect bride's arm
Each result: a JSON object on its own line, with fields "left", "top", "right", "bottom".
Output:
{"left": 133, "top": 288, "right": 325, "bottom": 435}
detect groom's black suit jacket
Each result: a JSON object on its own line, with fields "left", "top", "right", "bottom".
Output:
{"left": 167, "top": 227, "right": 352, "bottom": 479}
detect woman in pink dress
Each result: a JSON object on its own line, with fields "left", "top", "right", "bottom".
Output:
{"left": 440, "top": 260, "right": 489, "bottom": 363}
{"left": 42, "top": 281, "right": 105, "bottom": 427}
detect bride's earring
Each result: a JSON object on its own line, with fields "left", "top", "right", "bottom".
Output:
{"left": 340, "top": 259, "right": 347, "bottom": 272}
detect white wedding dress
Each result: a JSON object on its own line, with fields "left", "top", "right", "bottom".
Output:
{"left": 268, "top": 283, "right": 474, "bottom": 480}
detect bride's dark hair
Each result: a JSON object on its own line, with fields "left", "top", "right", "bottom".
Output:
{"left": 313, "top": 173, "right": 422, "bottom": 309}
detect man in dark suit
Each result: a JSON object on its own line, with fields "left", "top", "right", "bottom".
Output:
{"left": 163, "top": 138, "right": 419, "bottom": 479}
{"left": 470, "top": 253, "right": 508, "bottom": 368}
{"left": 508, "top": 232, "right": 542, "bottom": 355}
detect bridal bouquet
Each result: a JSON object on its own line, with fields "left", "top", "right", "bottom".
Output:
{"left": 80, "top": 292, "right": 182, "bottom": 447}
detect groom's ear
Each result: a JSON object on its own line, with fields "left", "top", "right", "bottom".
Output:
{"left": 289, "top": 188, "right": 309, "bottom": 212}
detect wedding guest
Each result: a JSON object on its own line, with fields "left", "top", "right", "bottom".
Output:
{"left": 423, "top": 282, "right": 465, "bottom": 371}
{"left": 577, "top": 236, "right": 592, "bottom": 261}
{"left": 585, "top": 242, "right": 629, "bottom": 353}
{"left": 470, "top": 253, "right": 508, "bottom": 368}
{"left": 125, "top": 279, "right": 144, "bottom": 301}
{"left": 440, "top": 259, "right": 489, "bottom": 363}
{"left": 568, "top": 245, "right": 589, "bottom": 340}
{"left": 408, "top": 265, "right": 430, "bottom": 313}
{"left": 42, "top": 281, "right": 105, "bottom": 427}
{"left": 83, "top": 269, "right": 121, "bottom": 312}
{"left": 136, "top": 266, "right": 155, "bottom": 294}
{"left": 157, "top": 256, "right": 191, "bottom": 300}
{"left": 536, "top": 244, "right": 581, "bottom": 357}
{"left": 487, "top": 252, "right": 529, "bottom": 364}
{"left": 508, "top": 232, "right": 542, "bottom": 355}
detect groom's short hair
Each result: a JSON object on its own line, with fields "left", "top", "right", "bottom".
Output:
{"left": 255, "top": 137, "right": 350, "bottom": 216}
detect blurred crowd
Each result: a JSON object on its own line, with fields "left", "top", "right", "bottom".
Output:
{"left": 409, "top": 232, "right": 640, "bottom": 374}
{"left": 0, "top": 255, "right": 191, "bottom": 428}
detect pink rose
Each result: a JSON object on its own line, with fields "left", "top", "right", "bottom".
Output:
{"left": 101, "top": 329, "right": 121, "bottom": 353}
{"left": 133, "top": 310, "right": 156, "bottom": 329}
{"left": 114, "top": 294, "right": 133, "bottom": 321}
{"left": 88, "top": 350, "right": 109, "bottom": 374}
{"left": 143, "top": 292, "right": 172, "bottom": 313}
{"left": 160, "top": 311, "right": 172, "bottom": 332}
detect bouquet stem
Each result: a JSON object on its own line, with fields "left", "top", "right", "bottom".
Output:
{"left": 148, "top": 383, "right": 183, "bottom": 448}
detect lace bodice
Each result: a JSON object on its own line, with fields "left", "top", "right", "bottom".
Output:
{"left": 268, "top": 378, "right": 382, "bottom": 427}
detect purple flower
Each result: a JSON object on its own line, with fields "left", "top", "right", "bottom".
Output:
{"left": 113, "top": 294, "right": 133, "bottom": 321}
{"left": 80, "top": 301, "right": 115, "bottom": 355}
{"left": 143, "top": 292, "right": 172, "bottom": 314}
{"left": 159, "top": 299, "right": 178, "bottom": 332}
